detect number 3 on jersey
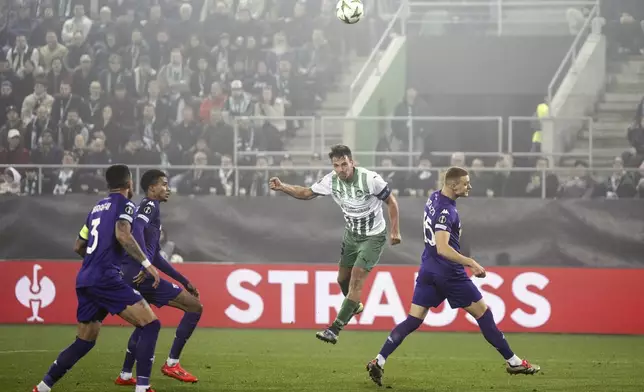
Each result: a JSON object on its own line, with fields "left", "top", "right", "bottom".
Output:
{"left": 423, "top": 210, "right": 436, "bottom": 247}
{"left": 86, "top": 218, "right": 101, "bottom": 254}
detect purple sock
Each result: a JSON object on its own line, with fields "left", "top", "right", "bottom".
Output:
{"left": 169, "top": 312, "right": 201, "bottom": 361}
{"left": 136, "top": 319, "right": 161, "bottom": 387}
{"left": 476, "top": 308, "right": 514, "bottom": 360}
{"left": 43, "top": 337, "right": 95, "bottom": 387}
{"left": 121, "top": 328, "right": 141, "bottom": 373}
{"left": 378, "top": 315, "right": 423, "bottom": 360}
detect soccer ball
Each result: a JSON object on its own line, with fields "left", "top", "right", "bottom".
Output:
{"left": 336, "top": 0, "right": 364, "bottom": 24}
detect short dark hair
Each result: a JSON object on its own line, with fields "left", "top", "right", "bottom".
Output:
{"left": 328, "top": 144, "right": 352, "bottom": 160}
{"left": 140, "top": 169, "right": 167, "bottom": 193}
{"left": 444, "top": 166, "right": 469, "bottom": 184}
{"left": 105, "top": 165, "right": 131, "bottom": 190}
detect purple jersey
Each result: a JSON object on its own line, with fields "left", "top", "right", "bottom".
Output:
{"left": 420, "top": 190, "right": 466, "bottom": 279}
{"left": 121, "top": 198, "right": 162, "bottom": 280}
{"left": 76, "top": 193, "right": 136, "bottom": 288}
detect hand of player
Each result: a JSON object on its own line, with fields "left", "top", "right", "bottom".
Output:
{"left": 133, "top": 270, "right": 148, "bottom": 285}
{"left": 268, "top": 177, "right": 283, "bottom": 191}
{"left": 390, "top": 231, "right": 401, "bottom": 245}
{"left": 185, "top": 282, "right": 200, "bottom": 298}
{"left": 468, "top": 260, "right": 486, "bottom": 278}
{"left": 146, "top": 265, "right": 161, "bottom": 288}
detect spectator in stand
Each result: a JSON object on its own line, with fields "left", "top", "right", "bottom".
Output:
{"left": 85, "top": 136, "right": 112, "bottom": 167}
{"left": 52, "top": 151, "right": 82, "bottom": 195}
{"left": 225, "top": 79, "right": 253, "bottom": 117}
{"left": 303, "top": 153, "right": 324, "bottom": 188}
{"left": 249, "top": 60, "right": 276, "bottom": 98}
{"left": 203, "top": 109, "right": 234, "bottom": 159}
{"left": 380, "top": 157, "right": 405, "bottom": 195}
{"left": 0, "top": 81, "right": 19, "bottom": 127}
{"left": 637, "top": 161, "right": 644, "bottom": 198}
{"left": 61, "top": 4, "right": 93, "bottom": 45}
{"left": 64, "top": 31, "right": 93, "bottom": 71}
{"left": 0, "top": 105, "right": 25, "bottom": 149}
{"left": 177, "top": 150, "right": 217, "bottom": 195}
{"left": 94, "top": 105, "right": 122, "bottom": 154}
{"left": 0, "top": 129, "right": 30, "bottom": 167}
{"left": 85, "top": 81, "right": 105, "bottom": 128}
{"left": 99, "top": 54, "right": 133, "bottom": 97}
{"left": 254, "top": 85, "right": 285, "bottom": 151}
{"left": 121, "top": 28, "right": 149, "bottom": 72}
{"left": 243, "top": 153, "right": 271, "bottom": 197}
{"left": 593, "top": 155, "right": 638, "bottom": 198}
{"left": 38, "top": 31, "right": 68, "bottom": 72}
{"left": 298, "top": 29, "right": 333, "bottom": 105}
{"left": 214, "top": 154, "right": 236, "bottom": 196}
{"left": 0, "top": 167, "right": 22, "bottom": 195}
{"left": 24, "top": 105, "right": 53, "bottom": 151}
{"left": 15, "top": 60, "right": 36, "bottom": 104}
{"left": 109, "top": 83, "right": 136, "bottom": 129}
{"left": 524, "top": 157, "right": 559, "bottom": 198}
{"left": 199, "top": 81, "right": 227, "bottom": 122}
{"left": 405, "top": 157, "right": 436, "bottom": 197}
{"left": 391, "top": 87, "right": 431, "bottom": 148}
{"left": 32, "top": 6, "right": 62, "bottom": 47}
{"left": 274, "top": 155, "right": 302, "bottom": 193}
{"left": 158, "top": 48, "right": 191, "bottom": 94}
{"left": 133, "top": 55, "right": 157, "bottom": 98}
{"left": 158, "top": 128, "right": 184, "bottom": 167}
{"left": 172, "top": 105, "right": 201, "bottom": 152}
{"left": 58, "top": 108, "right": 88, "bottom": 151}
{"left": 22, "top": 78, "right": 54, "bottom": 126}
{"left": 492, "top": 154, "right": 526, "bottom": 197}
{"left": 469, "top": 158, "right": 495, "bottom": 197}
{"left": 138, "top": 102, "right": 163, "bottom": 150}
{"left": 190, "top": 56, "right": 214, "bottom": 101}
{"left": 558, "top": 160, "right": 595, "bottom": 198}
{"left": 30, "top": 130, "right": 64, "bottom": 194}
{"left": 51, "top": 80, "right": 88, "bottom": 129}
{"left": 7, "top": 34, "right": 40, "bottom": 75}
{"left": 10, "top": 4, "right": 37, "bottom": 41}
{"left": 46, "top": 57, "right": 69, "bottom": 95}
{"left": 87, "top": 7, "right": 114, "bottom": 46}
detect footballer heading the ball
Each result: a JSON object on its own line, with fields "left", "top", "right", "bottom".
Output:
{"left": 336, "top": 0, "right": 364, "bottom": 24}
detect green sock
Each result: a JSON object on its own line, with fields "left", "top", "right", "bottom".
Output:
{"left": 331, "top": 298, "right": 359, "bottom": 333}
{"left": 339, "top": 280, "right": 349, "bottom": 297}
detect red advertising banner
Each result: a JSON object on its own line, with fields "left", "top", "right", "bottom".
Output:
{"left": 2, "top": 261, "right": 643, "bottom": 334}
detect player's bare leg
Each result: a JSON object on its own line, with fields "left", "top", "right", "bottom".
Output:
{"left": 337, "top": 266, "right": 364, "bottom": 316}
{"left": 367, "top": 303, "right": 428, "bottom": 386}
{"left": 33, "top": 322, "right": 101, "bottom": 392}
{"left": 317, "top": 266, "right": 369, "bottom": 344}
{"left": 159, "top": 290, "right": 203, "bottom": 383}
{"left": 464, "top": 299, "right": 540, "bottom": 375}
{"left": 119, "top": 300, "right": 161, "bottom": 392}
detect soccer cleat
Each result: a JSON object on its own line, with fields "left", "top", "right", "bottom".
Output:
{"left": 354, "top": 302, "right": 365, "bottom": 315}
{"left": 114, "top": 376, "right": 136, "bottom": 386}
{"left": 366, "top": 359, "right": 384, "bottom": 386}
{"left": 506, "top": 359, "right": 541, "bottom": 375}
{"left": 161, "top": 362, "right": 199, "bottom": 383}
{"left": 315, "top": 328, "right": 338, "bottom": 344}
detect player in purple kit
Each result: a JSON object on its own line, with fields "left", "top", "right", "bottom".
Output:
{"left": 366, "top": 167, "right": 540, "bottom": 386}
{"left": 114, "top": 169, "right": 203, "bottom": 386}
{"left": 32, "top": 165, "right": 162, "bottom": 392}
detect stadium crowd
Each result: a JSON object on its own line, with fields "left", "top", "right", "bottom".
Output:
{"left": 0, "top": 0, "right": 343, "bottom": 195}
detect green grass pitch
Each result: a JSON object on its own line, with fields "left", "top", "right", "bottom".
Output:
{"left": 1, "top": 326, "right": 643, "bottom": 391}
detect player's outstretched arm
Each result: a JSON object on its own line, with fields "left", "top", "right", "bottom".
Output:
{"left": 269, "top": 177, "right": 318, "bottom": 200}
{"left": 435, "top": 231, "right": 485, "bottom": 277}
{"left": 115, "top": 220, "right": 161, "bottom": 287}
{"left": 384, "top": 194, "right": 401, "bottom": 245}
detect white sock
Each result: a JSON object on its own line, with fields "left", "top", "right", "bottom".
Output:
{"left": 376, "top": 354, "right": 386, "bottom": 367}
{"left": 166, "top": 357, "right": 179, "bottom": 366}
{"left": 119, "top": 371, "right": 133, "bottom": 380}
{"left": 135, "top": 386, "right": 150, "bottom": 392}
{"left": 37, "top": 381, "right": 51, "bottom": 392}
{"left": 507, "top": 355, "right": 522, "bottom": 367}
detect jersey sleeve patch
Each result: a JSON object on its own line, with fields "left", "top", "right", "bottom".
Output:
{"left": 434, "top": 210, "right": 453, "bottom": 232}
{"left": 136, "top": 200, "right": 156, "bottom": 223}
{"left": 371, "top": 173, "right": 390, "bottom": 200}
{"left": 119, "top": 201, "right": 136, "bottom": 223}
{"left": 78, "top": 225, "right": 89, "bottom": 241}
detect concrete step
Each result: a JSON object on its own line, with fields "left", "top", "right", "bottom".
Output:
{"left": 597, "top": 102, "right": 638, "bottom": 112}
{"left": 592, "top": 121, "right": 631, "bottom": 133}
{"left": 603, "top": 92, "right": 642, "bottom": 103}
{"left": 612, "top": 74, "right": 644, "bottom": 84}
{"left": 594, "top": 111, "right": 633, "bottom": 122}
{"left": 568, "top": 146, "right": 626, "bottom": 159}
{"left": 576, "top": 138, "right": 630, "bottom": 150}
{"left": 608, "top": 81, "right": 644, "bottom": 93}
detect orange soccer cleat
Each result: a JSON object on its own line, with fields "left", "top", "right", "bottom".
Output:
{"left": 114, "top": 375, "right": 136, "bottom": 386}
{"left": 161, "top": 362, "right": 199, "bottom": 383}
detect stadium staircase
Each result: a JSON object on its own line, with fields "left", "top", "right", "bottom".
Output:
{"left": 568, "top": 55, "right": 644, "bottom": 166}
{"left": 283, "top": 52, "right": 369, "bottom": 164}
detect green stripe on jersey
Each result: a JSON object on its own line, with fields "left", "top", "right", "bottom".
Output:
{"left": 360, "top": 171, "right": 368, "bottom": 198}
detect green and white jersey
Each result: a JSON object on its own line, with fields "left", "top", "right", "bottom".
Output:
{"left": 310, "top": 167, "right": 391, "bottom": 236}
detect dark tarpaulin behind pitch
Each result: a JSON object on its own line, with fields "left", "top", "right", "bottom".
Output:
{"left": 1, "top": 196, "right": 643, "bottom": 268}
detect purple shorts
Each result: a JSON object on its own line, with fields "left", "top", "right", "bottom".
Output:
{"left": 412, "top": 272, "right": 482, "bottom": 309}
{"left": 76, "top": 279, "right": 143, "bottom": 323}
{"left": 135, "top": 278, "right": 183, "bottom": 308}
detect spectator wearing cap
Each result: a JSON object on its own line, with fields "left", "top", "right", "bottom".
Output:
{"left": 6, "top": 34, "right": 40, "bottom": 75}
{"left": 99, "top": 54, "right": 134, "bottom": 97}
{"left": 31, "top": 6, "right": 62, "bottom": 47}
{"left": 158, "top": 48, "right": 191, "bottom": 94}
{"left": 224, "top": 79, "right": 252, "bottom": 117}
{"left": 121, "top": 28, "right": 150, "bottom": 71}
{"left": 24, "top": 105, "right": 53, "bottom": 151}
{"left": 0, "top": 81, "right": 19, "bottom": 128}
{"left": 51, "top": 80, "right": 89, "bottom": 129}
{"left": 72, "top": 55, "right": 97, "bottom": 99}
{"left": 21, "top": 78, "right": 54, "bottom": 126}
{"left": 38, "top": 31, "right": 68, "bottom": 72}
{"left": 30, "top": 129, "right": 64, "bottom": 193}
{"left": 132, "top": 54, "right": 157, "bottom": 98}
{"left": 0, "top": 129, "right": 30, "bottom": 167}
{"left": 199, "top": 81, "right": 227, "bottom": 122}
{"left": 62, "top": 4, "right": 93, "bottom": 45}
{"left": 0, "top": 106, "right": 25, "bottom": 149}
{"left": 64, "top": 31, "right": 93, "bottom": 71}
{"left": 189, "top": 55, "right": 214, "bottom": 100}
{"left": 46, "top": 57, "right": 69, "bottom": 95}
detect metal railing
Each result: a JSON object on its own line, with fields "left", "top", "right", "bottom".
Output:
{"left": 348, "top": 2, "right": 406, "bottom": 108}
{"left": 547, "top": 2, "right": 600, "bottom": 102}
{"left": 5, "top": 164, "right": 641, "bottom": 200}
{"left": 407, "top": 0, "right": 598, "bottom": 36}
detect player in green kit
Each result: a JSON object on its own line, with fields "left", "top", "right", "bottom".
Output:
{"left": 269, "top": 145, "right": 401, "bottom": 344}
